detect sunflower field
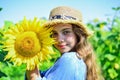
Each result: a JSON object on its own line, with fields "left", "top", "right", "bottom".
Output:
{"left": 0, "top": 7, "right": 120, "bottom": 80}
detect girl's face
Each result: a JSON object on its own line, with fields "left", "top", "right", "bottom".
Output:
{"left": 52, "top": 23, "right": 77, "bottom": 54}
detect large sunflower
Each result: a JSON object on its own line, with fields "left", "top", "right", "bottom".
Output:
{"left": 2, "top": 17, "right": 55, "bottom": 70}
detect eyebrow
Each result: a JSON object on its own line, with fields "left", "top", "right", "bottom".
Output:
{"left": 52, "top": 28, "right": 72, "bottom": 32}
{"left": 62, "top": 28, "right": 72, "bottom": 31}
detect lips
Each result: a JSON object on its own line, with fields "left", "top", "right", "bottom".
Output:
{"left": 58, "top": 45, "right": 66, "bottom": 48}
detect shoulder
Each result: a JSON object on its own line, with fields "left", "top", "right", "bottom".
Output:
{"left": 57, "top": 52, "right": 86, "bottom": 69}
{"left": 61, "top": 52, "right": 87, "bottom": 79}
{"left": 44, "top": 52, "right": 87, "bottom": 79}
{"left": 59, "top": 52, "right": 76, "bottom": 64}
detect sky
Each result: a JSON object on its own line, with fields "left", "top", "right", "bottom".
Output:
{"left": 0, "top": 0, "right": 120, "bottom": 28}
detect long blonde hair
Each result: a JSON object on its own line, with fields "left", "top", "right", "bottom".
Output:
{"left": 72, "top": 24, "right": 104, "bottom": 80}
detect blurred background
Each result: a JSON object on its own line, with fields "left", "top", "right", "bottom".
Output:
{"left": 0, "top": 0, "right": 120, "bottom": 27}
{"left": 0, "top": 0, "right": 120, "bottom": 80}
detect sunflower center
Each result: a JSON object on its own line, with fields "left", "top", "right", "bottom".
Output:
{"left": 22, "top": 37, "right": 34, "bottom": 50}
{"left": 15, "top": 31, "right": 41, "bottom": 57}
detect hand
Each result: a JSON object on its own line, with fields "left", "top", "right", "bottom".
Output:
{"left": 26, "top": 66, "right": 40, "bottom": 80}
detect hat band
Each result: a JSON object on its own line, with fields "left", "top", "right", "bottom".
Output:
{"left": 50, "top": 15, "right": 77, "bottom": 20}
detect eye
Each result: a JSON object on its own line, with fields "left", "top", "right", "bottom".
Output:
{"left": 63, "top": 30, "right": 71, "bottom": 35}
{"left": 51, "top": 32, "right": 58, "bottom": 38}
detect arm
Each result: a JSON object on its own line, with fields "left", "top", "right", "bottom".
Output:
{"left": 26, "top": 66, "right": 41, "bottom": 80}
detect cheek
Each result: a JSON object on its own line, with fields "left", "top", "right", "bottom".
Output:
{"left": 66, "top": 35, "right": 77, "bottom": 43}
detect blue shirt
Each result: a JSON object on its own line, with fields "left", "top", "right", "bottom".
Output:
{"left": 26, "top": 52, "right": 87, "bottom": 80}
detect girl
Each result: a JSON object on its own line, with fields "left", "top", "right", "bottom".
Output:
{"left": 26, "top": 6, "right": 103, "bottom": 80}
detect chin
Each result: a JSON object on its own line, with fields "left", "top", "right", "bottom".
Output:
{"left": 60, "top": 50, "right": 69, "bottom": 54}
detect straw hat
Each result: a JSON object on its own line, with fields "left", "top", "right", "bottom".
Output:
{"left": 44, "top": 6, "right": 92, "bottom": 37}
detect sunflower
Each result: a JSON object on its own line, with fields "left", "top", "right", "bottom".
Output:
{"left": 2, "top": 17, "right": 55, "bottom": 70}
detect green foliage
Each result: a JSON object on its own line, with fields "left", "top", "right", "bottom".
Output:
{"left": 87, "top": 16, "right": 120, "bottom": 80}
{"left": 0, "top": 71, "right": 7, "bottom": 78}
{"left": 0, "top": 62, "right": 26, "bottom": 80}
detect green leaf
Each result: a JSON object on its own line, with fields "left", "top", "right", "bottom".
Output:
{"left": 108, "top": 68, "right": 118, "bottom": 79}
{"left": 103, "top": 61, "right": 110, "bottom": 70}
{"left": 105, "top": 54, "right": 116, "bottom": 61}
{"left": 0, "top": 71, "right": 7, "bottom": 78}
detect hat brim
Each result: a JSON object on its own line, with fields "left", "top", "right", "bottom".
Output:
{"left": 43, "top": 19, "right": 93, "bottom": 37}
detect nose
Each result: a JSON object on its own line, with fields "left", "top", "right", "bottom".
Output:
{"left": 57, "top": 34, "right": 64, "bottom": 43}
